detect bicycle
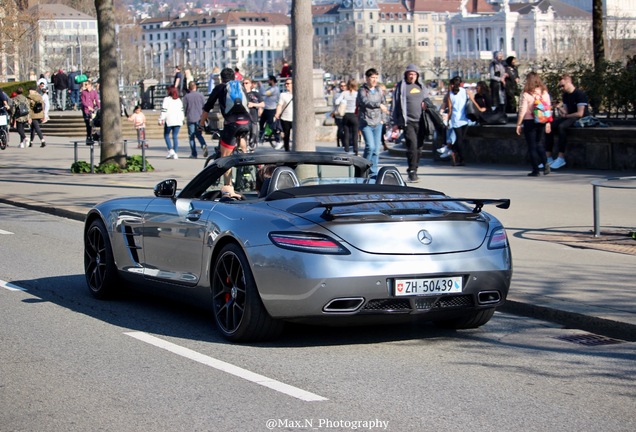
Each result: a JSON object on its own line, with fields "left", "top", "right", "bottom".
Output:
{"left": 0, "top": 107, "right": 9, "bottom": 150}
{"left": 203, "top": 126, "right": 257, "bottom": 193}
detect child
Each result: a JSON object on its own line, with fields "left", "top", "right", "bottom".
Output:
{"left": 128, "top": 105, "right": 147, "bottom": 148}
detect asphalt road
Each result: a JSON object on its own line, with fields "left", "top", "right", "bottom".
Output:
{"left": 1, "top": 203, "right": 635, "bottom": 431}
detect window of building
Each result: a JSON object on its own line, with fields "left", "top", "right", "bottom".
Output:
{"left": 418, "top": 25, "right": 428, "bottom": 33}
{"left": 511, "top": 37, "right": 515, "bottom": 51}
{"left": 418, "top": 39, "right": 428, "bottom": 47}
{"left": 399, "top": 25, "right": 403, "bottom": 33}
{"left": 523, "top": 38, "right": 528, "bottom": 52}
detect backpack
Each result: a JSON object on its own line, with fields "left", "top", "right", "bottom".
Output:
{"left": 224, "top": 80, "right": 249, "bottom": 115}
{"left": 533, "top": 95, "right": 553, "bottom": 124}
{"left": 33, "top": 101, "right": 43, "bottom": 114}
{"left": 74, "top": 74, "right": 88, "bottom": 84}
{"left": 14, "top": 101, "right": 29, "bottom": 118}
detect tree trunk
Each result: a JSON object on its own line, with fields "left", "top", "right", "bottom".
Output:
{"left": 291, "top": 0, "right": 315, "bottom": 152}
{"left": 95, "top": 0, "right": 125, "bottom": 167}
{"left": 592, "top": 0, "right": 604, "bottom": 70}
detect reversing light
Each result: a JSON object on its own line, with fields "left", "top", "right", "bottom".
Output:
{"left": 269, "top": 232, "right": 350, "bottom": 255}
{"left": 488, "top": 228, "right": 508, "bottom": 249}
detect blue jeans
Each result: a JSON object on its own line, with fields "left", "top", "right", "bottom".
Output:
{"left": 361, "top": 123, "right": 383, "bottom": 176}
{"left": 70, "top": 89, "right": 80, "bottom": 108}
{"left": 164, "top": 125, "right": 181, "bottom": 152}
{"left": 187, "top": 122, "right": 207, "bottom": 157}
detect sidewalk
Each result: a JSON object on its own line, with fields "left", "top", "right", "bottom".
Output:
{"left": 1, "top": 133, "right": 635, "bottom": 341}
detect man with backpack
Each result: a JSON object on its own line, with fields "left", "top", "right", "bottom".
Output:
{"left": 27, "top": 87, "right": 46, "bottom": 147}
{"left": 67, "top": 66, "right": 82, "bottom": 111}
{"left": 199, "top": 68, "right": 251, "bottom": 182}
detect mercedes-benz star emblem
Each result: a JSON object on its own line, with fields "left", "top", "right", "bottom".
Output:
{"left": 417, "top": 230, "right": 432, "bottom": 245}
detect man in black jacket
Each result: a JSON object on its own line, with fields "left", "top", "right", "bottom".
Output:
{"left": 53, "top": 69, "right": 68, "bottom": 110}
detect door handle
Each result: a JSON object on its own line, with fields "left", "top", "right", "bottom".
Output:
{"left": 186, "top": 209, "right": 203, "bottom": 221}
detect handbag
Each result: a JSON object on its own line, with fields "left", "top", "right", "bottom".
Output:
{"left": 465, "top": 99, "right": 480, "bottom": 121}
{"left": 479, "top": 110, "right": 508, "bottom": 125}
{"left": 272, "top": 118, "right": 282, "bottom": 134}
{"left": 337, "top": 100, "right": 347, "bottom": 117}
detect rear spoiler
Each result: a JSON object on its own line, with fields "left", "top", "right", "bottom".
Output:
{"left": 287, "top": 198, "right": 510, "bottom": 220}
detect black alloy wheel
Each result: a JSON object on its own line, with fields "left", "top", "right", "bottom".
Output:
{"left": 84, "top": 219, "right": 121, "bottom": 299}
{"left": 211, "top": 243, "right": 283, "bottom": 342}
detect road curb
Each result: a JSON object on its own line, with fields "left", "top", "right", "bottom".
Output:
{"left": 500, "top": 300, "right": 636, "bottom": 342}
{"left": 0, "top": 196, "right": 85, "bottom": 222}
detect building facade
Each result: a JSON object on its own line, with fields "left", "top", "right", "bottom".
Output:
{"left": 31, "top": 4, "right": 99, "bottom": 75}
{"left": 139, "top": 11, "right": 291, "bottom": 82}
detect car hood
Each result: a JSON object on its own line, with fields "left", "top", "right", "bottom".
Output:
{"left": 267, "top": 195, "right": 491, "bottom": 255}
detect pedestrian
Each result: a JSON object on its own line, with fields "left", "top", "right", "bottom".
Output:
{"left": 159, "top": 85, "right": 184, "bottom": 159}
{"left": 208, "top": 66, "right": 220, "bottom": 95}
{"left": 516, "top": 72, "right": 552, "bottom": 176}
{"left": 128, "top": 105, "right": 147, "bottom": 149}
{"left": 173, "top": 66, "right": 183, "bottom": 96}
{"left": 274, "top": 78, "right": 294, "bottom": 152}
{"left": 11, "top": 87, "right": 30, "bottom": 148}
{"left": 439, "top": 76, "right": 470, "bottom": 167}
{"left": 390, "top": 64, "right": 429, "bottom": 182}
{"left": 39, "top": 82, "right": 51, "bottom": 124}
{"left": 545, "top": 73, "right": 589, "bottom": 170}
{"left": 234, "top": 67, "right": 243, "bottom": 81}
{"left": 259, "top": 75, "right": 281, "bottom": 148}
{"left": 182, "top": 81, "right": 207, "bottom": 158}
{"left": 80, "top": 81, "right": 100, "bottom": 143}
{"left": 27, "top": 87, "right": 46, "bottom": 147}
{"left": 504, "top": 56, "right": 520, "bottom": 113}
{"left": 53, "top": 69, "right": 68, "bottom": 110}
{"left": 183, "top": 69, "right": 194, "bottom": 95}
{"left": 280, "top": 60, "right": 291, "bottom": 78}
{"left": 67, "top": 66, "right": 82, "bottom": 111}
{"left": 243, "top": 77, "right": 264, "bottom": 151}
{"left": 335, "top": 78, "right": 359, "bottom": 155}
{"left": 199, "top": 68, "right": 252, "bottom": 184}
{"left": 357, "top": 68, "right": 389, "bottom": 176}
{"left": 331, "top": 81, "right": 346, "bottom": 148}
{"left": 489, "top": 51, "right": 507, "bottom": 112}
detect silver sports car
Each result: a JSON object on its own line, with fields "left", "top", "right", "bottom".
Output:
{"left": 84, "top": 152, "right": 512, "bottom": 341}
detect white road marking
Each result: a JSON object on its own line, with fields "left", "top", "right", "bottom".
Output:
{"left": 0, "top": 229, "right": 14, "bottom": 235}
{"left": 0, "top": 279, "right": 27, "bottom": 291}
{"left": 125, "top": 331, "right": 328, "bottom": 402}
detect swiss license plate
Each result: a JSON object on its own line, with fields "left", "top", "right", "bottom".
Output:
{"left": 394, "top": 276, "right": 462, "bottom": 297}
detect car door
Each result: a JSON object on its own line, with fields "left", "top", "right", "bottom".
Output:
{"left": 141, "top": 197, "right": 213, "bottom": 285}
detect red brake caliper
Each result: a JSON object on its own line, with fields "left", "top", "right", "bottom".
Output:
{"left": 225, "top": 275, "right": 231, "bottom": 303}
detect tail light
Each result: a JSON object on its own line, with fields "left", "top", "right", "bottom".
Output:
{"left": 488, "top": 228, "right": 508, "bottom": 249}
{"left": 269, "top": 232, "right": 350, "bottom": 255}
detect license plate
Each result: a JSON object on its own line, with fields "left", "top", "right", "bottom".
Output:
{"left": 0, "top": 115, "right": 7, "bottom": 127}
{"left": 394, "top": 276, "right": 463, "bottom": 297}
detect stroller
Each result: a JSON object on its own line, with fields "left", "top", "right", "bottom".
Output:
{"left": 90, "top": 109, "right": 101, "bottom": 143}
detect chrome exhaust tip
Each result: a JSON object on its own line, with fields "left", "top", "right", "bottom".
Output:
{"left": 478, "top": 291, "right": 501, "bottom": 305}
{"left": 323, "top": 297, "right": 365, "bottom": 313}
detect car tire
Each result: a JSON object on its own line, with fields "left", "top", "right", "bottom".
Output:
{"left": 211, "top": 243, "right": 283, "bottom": 342}
{"left": 434, "top": 308, "right": 495, "bottom": 329}
{"left": 84, "top": 219, "right": 121, "bottom": 299}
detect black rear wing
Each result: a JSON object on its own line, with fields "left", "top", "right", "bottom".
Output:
{"left": 287, "top": 197, "right": 510, "bottom": 220}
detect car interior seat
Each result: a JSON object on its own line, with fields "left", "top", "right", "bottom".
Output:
{"left": 265, "top": 166, "right": 300, "bottom": 196}
{"left": 375, "top": 166, "right": 406, "bottom": 186}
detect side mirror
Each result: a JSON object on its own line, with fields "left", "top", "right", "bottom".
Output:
{"left": 154, "top": 179, "right": 177, "bottom": 198}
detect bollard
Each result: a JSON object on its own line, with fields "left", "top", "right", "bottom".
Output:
{"left": 73, "top": 141, "right": 79, "bottom": 163}
{"left": 89, "top": 142, "right": 95, "bottom": 173}
{"left": 141, "top": 144, "right": 146, "bottom": 172}
{"left": 124, "top": 139, "right": 128, "bottom": 156}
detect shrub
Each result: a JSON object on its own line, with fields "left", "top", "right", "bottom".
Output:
{"left": 70, "top": 155, "right": 154, "bottom": 174}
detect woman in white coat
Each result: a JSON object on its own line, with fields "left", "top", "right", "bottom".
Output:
{"left": 159, "top": 85, "right": 184, "bottom": 159}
